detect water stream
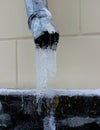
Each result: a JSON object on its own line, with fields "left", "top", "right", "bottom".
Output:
{"left": 35, "top": 48, "right": 57, "bottom": 129}
{"left": 36, "top": 48, "right": 57, "bottom": 89}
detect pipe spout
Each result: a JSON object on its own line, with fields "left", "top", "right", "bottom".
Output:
{"left": 24, "top": 0, "right": 59, "bottom": 50}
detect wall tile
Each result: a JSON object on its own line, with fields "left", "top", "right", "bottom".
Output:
{"left": 48, "top": 0, "right": 80, "bottom": 35}
{"left": 0, "top": 40, "right": 16, "bottom": 88}
{"left": 48, "top": 36, "right": 100, "bottom": 89}
{"left": 17, "top": 39, "right": 36, "bottom": 89}
{"left": 81, "top": 0, "right": 100, "bottom": 34}
{"left": 0, "top": 0, "right": 31, "bottom": 38}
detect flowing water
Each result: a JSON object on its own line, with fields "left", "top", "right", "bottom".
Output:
{"left": 35, "top": 47, "right": 57, "bottom": 129}
{"left": 36, "top": 48, "right": 57, "bottom": 89}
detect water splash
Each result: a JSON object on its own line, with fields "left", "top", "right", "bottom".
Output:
{"left": 35, "top": 48, "right": 57, "bottom": 89}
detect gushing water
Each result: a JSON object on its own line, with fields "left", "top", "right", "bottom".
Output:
{"left": 47, "top": 49, "right": 57, "bottom": 77}
{"left": 35, "top": 48, "right": 57, "bottom": 129}
{"left": 36, "top": 48, "right": 48, "bottom": 89}
{"left": 36, "top": 48, "right": 57, "bottom": 89}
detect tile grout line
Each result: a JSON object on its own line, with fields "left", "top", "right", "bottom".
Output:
{"left": 79, "top": 0, "right": 82, "bottom": 35}
{"left": 15, "top": 40, "right": 18, "bottom": 88}
{"left": 1, "top": 33, "right": 100, "bottom": 41}
{"left": 0, "top": 37, "right": 33, "bottom": 41}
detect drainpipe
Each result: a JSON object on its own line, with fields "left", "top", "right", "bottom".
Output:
{"left": 24, "top": 0, "right": 59, "bottom": 50}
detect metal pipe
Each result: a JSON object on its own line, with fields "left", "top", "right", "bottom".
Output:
{"left": 24, "top": 0, "right": 59, "bottom": 50}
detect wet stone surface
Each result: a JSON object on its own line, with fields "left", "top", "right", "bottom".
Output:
{"left": 0, "top": 95, "right": 99, "bottom": 129}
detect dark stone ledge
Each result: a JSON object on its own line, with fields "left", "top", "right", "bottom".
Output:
{"left": 0, "top": 89, "right": 99, "bottom": 130}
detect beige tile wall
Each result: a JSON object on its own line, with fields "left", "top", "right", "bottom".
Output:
{"left": 0, "top": 0, "right": 100, "bottom": 89}
{"left": 48, "top": 0, "right": 80, "bottom": 35}
{"left": 0, "top": 40, "right": 16, "bottom": 88}
{"left": 0, "top": 0, "right": 31, "bottom": 39}
{"left": 17, "top": 39, "right": 36, "bottom": 89}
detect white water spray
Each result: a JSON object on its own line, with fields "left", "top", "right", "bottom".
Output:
{"left": 36, "top": 48, "right": 57, "bottom": 89}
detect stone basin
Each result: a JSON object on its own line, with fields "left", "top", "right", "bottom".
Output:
{"left": 0, "top": 89, "right": 99, "bottom": 130}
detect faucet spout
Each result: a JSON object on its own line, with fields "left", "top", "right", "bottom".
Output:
{"left": 24, "top": 0, "right": 59, "bottom": 50}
